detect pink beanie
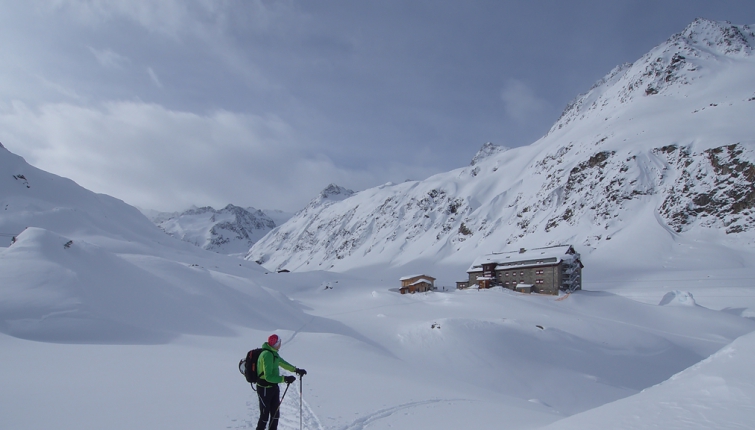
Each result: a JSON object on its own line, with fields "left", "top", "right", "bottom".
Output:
{"left": 268, "top": 334, "right": 281, "bottom": 348}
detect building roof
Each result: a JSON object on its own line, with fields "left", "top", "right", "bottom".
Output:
{"left": 399, "top": 274, "right": 436, "bottom": 281}
{"left": 408, "top": 279, "right": 432, "bottom": 286}
{"left": 467, "top": 245, "right": 579, "bottom": 273}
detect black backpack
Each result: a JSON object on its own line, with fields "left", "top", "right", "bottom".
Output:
{"left": 239, "top": 348, "right": 264, "bottom": 384}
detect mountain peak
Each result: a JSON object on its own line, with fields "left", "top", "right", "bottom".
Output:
{"left": 550, "top": 18, "right": 755, "bottom": 134}
{"left": 680, "top": 18, "right": 754, "bottom": 55}
{"left": 318, "top": 184, "right": 355, "bottom": 202}
{"left": 471, "top": 143, "right": 507, "bottom": 166}
{"left": 152, "top": 204, "right": 277, "bottom": 254}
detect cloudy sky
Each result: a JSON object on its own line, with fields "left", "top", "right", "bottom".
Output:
{"left": 2, "top": 1, "right": 754, "bottom": 213}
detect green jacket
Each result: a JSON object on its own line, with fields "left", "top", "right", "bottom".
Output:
{"left": 257, "top": 342, "right": 296, "bottom": 385}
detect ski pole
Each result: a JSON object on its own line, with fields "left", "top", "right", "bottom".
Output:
{"left": 278, "top": 382, "right": 291, "bottom": 412}
{"left": 299, "top": 375, "right": 303, "bottom": 430}
{"left": 266, "top": 382, "right": 292, "bottom": 430}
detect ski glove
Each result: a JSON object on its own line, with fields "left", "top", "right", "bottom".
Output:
{"left": 284, "top": 375, "right": 296, "bottom": 384}
{"left": 295, "top": 368, "right": 307, "bottom": 376}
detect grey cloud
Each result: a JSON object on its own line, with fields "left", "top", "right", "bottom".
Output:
{"left": 501, "top": 79, "right": 549, "bottom": 123}
{"left": 4, "top": 1, "right": 755, "bottom": 213}
{"left": 147, "top": 67, "right": 163, "bottom": 88}
{"left": 0, "top": 100, "right": 397, "bottom": 212}
{"left": 88, "top": 47, "right": 131, "bottom": 69}
{"left": 44, "top": 0, "right": 195, "bottom": 37}
{"left": 36, "top": 76, "right": 85, "bottom": 102}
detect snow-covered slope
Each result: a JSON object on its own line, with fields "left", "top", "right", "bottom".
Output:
{"left": 149, "top": 204, "right": 281, "bottom": 255}
{"left": 248, "top": 19, "right": 755, "bottom": 275}
{"left": 542, "top": 329, "right": 755, "bottom": 430}
{"left": 0, "top": 142, "right": 170, "bottom": 252}
{"left": 0, "top": 144, "right": 328, "bottom": 343}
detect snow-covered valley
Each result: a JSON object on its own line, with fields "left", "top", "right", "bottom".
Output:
{"left": 3, "top": 258, "right": 755, "bottom": 429}
{"left": 2, "top": 18, "right": 755, "bottom": 430}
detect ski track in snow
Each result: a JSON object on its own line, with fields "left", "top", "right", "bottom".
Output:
{"left": 334, "top": 398, "right": 469, "bottom": 430}
{"left": 231, "top": 383, "right": 324, "bottom": 430}
{"left": 232, "top": 392, "right": 468, "bottom": 430}
{"left": 278, "top": 383, "right": 324, "bottom": 430}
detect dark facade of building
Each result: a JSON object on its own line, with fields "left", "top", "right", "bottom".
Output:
{"left": 466, "top": 245, "right": 583, "bottom": 295}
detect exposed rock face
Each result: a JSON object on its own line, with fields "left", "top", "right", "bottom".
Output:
{"left": 658, "top": 144, "right": 755, "bottom": 233}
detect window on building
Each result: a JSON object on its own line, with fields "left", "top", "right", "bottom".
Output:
{"left": 520, "top": 271, "right": 524, "bottom": 276}
{"left": 536, "top": 279, "right": 544, "bottom": 284}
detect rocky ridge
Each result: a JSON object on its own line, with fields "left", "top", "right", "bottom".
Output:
{"left": 153, "top": 204, "right": 279, "bottom": 255}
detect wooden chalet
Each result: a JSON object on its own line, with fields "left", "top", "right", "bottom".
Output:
{"left": 466, "top": 245, "right": 583, "bottom": 295}
{"left": 399, "top": 274, "right": 436, "bottom": 294}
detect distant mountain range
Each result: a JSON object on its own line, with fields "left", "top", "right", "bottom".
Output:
{"left": 247, "top": 18, "right": 755, "bottom": 273}
{"left": 144, "top": 205, "right": 293, "bottom": 255}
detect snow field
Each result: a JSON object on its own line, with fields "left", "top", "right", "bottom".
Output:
{"left": 2, "top": 224, "right": 755, "bottom": 429}
{"left": 3, "top": 275, "right": 754, "bottom": 430}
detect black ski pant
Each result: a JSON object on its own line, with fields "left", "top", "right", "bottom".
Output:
{"left": 256, "top": 384, "right": 281, "bottom": 430}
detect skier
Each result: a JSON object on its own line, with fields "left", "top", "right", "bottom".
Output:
{"left": 255, "top": 334, "right": 307, "bottom": 430}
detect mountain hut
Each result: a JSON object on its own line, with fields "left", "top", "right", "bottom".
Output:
{"left": 399, "top": 274, "right": 436, "bottom": 294}
{"left": 466, "top": 245, "right": 583, "bottom": 295}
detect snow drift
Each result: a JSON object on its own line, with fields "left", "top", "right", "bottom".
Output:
{"left": 0, "top": 145, "right": 352, "bottom": 344}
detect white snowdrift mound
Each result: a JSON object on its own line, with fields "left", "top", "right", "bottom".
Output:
{"left": 311, "top": 285, "right": 755, "bottom": 417}
{"left": 542, "top": 330, "right": 755, "bottom": 430}
{"left": 659, "top": 290, "right": 698, "bottom": 306}
{"left": 0, "top": 228, "right": 341, "bottom": 343}
{"left": 0, "top": 142, "right": 167, "bottom": 251}
{"left": 0, "top": 141, "right": 367, "bottom": 344}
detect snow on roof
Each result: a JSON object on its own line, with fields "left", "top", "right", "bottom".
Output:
{"left": 399, "top": 274, "right": 436, "bottom": 281}
{"left": 408, "top": 279, "right": 433, "bottom": 286}
{"left": 467, "top": 245, "right": 577, "bottom": 273}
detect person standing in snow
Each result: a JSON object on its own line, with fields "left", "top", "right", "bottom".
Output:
{"left": 255, "top": 334, "right": 307, "bottom": 430}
